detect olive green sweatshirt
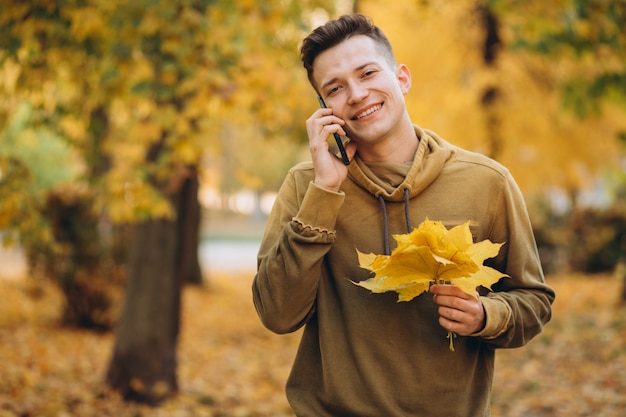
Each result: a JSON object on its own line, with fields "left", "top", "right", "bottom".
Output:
{"left": 252, "top": 125, "right": 554, "bottom": 417}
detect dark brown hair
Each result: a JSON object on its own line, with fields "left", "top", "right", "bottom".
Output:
{"left": 300, "top": 14, "right": 396, "bottom": 90}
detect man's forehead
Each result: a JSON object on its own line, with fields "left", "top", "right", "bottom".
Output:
{"left": 312, "top": 36, "right": 387, "bottom": 88}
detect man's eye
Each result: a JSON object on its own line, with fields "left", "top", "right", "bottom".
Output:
{"left": 363, "top": 70, "right": 377, "bottom": 78}
{"left": 328, "top": 86, "right": 340, "bottom": 96}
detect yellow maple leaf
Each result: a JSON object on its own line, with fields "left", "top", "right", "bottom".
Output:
{"left": 354, "top": 219, "right": 509, "bottom": 302}
{"left": 355, "top": 219, "right": 509, "bottom": 351}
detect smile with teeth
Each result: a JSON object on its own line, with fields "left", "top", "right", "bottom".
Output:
{"left": 354, "top": 104, "right": 382, "bottom": 120}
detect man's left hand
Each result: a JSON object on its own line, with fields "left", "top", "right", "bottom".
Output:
{"left": 430, "top": 284, "right": 486, "bottom": 336}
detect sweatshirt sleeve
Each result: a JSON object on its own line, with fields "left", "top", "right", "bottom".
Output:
{"left": 473, "top": 171, "right": 555, "bottom": 347}
{"left": 252, "top": 172, "right": 345, "bottom": 334}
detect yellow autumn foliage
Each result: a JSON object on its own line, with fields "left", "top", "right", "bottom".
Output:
{"left": 359, "top": 0, "right": 626, "bottom": 195}
{"left": 355, "top": 219, "right": 509, "bottom": 302}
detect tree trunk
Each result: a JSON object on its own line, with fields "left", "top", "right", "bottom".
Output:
{"left": 477, "top": 4, "right": 504, "bottom": 160}
{"left": 106, "top": 214, "right": 180, "bottom": 405}
{"left": 178, "top": 171, "right": 203, "bottom": 285}
{"left": 105, "top": 167, "right": 202, "bottom": 404}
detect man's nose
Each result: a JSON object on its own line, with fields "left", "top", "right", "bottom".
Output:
{"left": 347, "top": 82, "right": 368, "bottom": 104}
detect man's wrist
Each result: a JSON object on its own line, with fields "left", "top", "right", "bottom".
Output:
{"left": 313, "top": 178, "right": 341, "bottom": 193}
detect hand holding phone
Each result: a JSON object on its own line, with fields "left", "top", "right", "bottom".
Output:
{"left": 317, "top": 96, "right": 351, "bottom": 165}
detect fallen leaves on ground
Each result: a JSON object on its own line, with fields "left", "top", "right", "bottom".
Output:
{"left": 0, "top": 272, "right": 625, "bottom": 416}
{"left": 0, "top": 274, "right": 300, "bottom": 417}
{"left": 491, "top": 273, "right": 626, "bottom": 417}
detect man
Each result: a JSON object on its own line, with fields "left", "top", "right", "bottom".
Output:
{"left": 252, "top": 13, "right": 554, "bottom": 417}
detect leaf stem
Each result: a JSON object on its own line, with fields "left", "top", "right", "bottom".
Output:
{"left": 447, "top": 331, "right": 456, "bottom": 351}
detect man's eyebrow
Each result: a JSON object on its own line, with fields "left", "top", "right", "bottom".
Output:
{"left": 320, "top": 77, "right": 338, "bottom": 92}
{"left": 356, "top": 62, "right": 377, "bottom": 70}
{"left": 319, "top": 62, "right": 379, "bottom": 92}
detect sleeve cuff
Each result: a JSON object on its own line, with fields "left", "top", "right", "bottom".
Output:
{"left": 472, "top": 295, "right": 512, "bottom": 339}
{"left": 292, "top": 181, "right": 345, "bottom": 232}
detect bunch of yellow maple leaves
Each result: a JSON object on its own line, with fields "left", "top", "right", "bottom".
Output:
{"left": 355, "top": 219, "right": 509, "bottom": 350}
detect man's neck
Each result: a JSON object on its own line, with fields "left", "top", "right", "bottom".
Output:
{"left": 358, "top": 120, "right": 419, "bottom": 163}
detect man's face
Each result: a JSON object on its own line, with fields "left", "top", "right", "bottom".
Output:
{"left": 312, "top": 35, "right": 411, "bottom": 146}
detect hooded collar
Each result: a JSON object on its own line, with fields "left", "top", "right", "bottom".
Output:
{"left": 346, "top": 125, "right": 454, "bottom": 255}
{"left": 347, "top": 125, "right": 452, "bottom": 202}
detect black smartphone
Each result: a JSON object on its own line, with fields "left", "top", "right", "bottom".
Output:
{"left": 318, "top": 96, "right": 351, "bottom": 165}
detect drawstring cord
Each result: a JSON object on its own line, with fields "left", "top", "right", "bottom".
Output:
{"left": 378, "top": 188, "right": 412, "bottom": 256}
{"left": 378, "top": 195, "right": 390, "bottom": 255}
{"left": 403, "top": 188, "right": 411, "bottom": 234}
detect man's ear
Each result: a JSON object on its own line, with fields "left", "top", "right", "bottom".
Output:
{"left": 396, "top": 64, "right": 412, "bottom": 95}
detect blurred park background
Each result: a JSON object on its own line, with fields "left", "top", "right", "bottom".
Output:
{"left": 1, "top": 0, "right": 625, "bottom": 416}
